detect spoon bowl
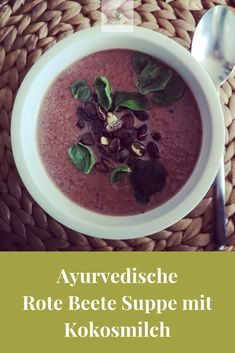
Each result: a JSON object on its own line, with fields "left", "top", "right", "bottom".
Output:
{"left": 192, "top": 6, "right": 235, "bottom": 88}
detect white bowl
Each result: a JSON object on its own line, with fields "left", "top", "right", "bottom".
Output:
{"left": 11, "top": 27, "right": 224, "bottom": 239}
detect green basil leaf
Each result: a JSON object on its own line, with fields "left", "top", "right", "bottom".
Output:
{"left": 132, "top": 52, "right": 155, "bottom": 74}
{"left": 138, "top": 63, "right": 160, "bottom": 86}
{"left": 130, "top": 160, "right": 167, "bottom": 203}
{"left": 67, "top": 142, "right": 95, "bottom": 175}
{"left": 136, "top": 68, "right": 172, "bottom": 95}
{"left": 152, "top": 95, "right": 178, "bottom": 106}
{"left": 95, "top": 76, "right": 112, "bottom": 111}
{"left": 114, "top": 91, "right": 150, "bottom": 111}
{"left": 111, "top": 165, "right": 132, "bottom": 183}
{"left": 70, "top": 80, "right": 91, "bottom": 101}
{"left": 152, "top": 74, "right": 185, "bottom": 106}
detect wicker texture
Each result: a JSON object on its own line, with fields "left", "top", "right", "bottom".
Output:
{"left": 0, "top": 0, "right": 235, "bottom": 251}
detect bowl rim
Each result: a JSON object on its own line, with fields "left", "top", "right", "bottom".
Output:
{"left": 11, "top": 26, "right": 224, "bottom": 239}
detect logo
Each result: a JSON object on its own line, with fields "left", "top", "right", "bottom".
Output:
{"left": 106, "top": 9, "right": 126, "bottom": 24}
{"left": 101, "top": 1, "right": 134, "bottom": 32}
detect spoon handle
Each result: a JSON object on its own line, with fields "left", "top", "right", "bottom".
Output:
{"left": 213, "top": 160, "right": 227, "bottom": 250}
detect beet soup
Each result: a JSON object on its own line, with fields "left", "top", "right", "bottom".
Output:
{"left": 38, "top": 49, "right": 202, "bottom": 216}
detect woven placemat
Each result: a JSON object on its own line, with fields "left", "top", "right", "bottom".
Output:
{"left": 0, "top": 0, "right": 235, "bottom": 252}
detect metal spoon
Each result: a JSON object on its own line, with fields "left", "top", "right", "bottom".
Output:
{"left": 191, "top": 5, "right": 235, "bottom": 250}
